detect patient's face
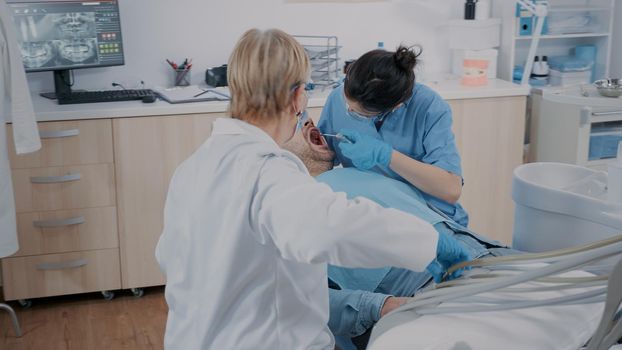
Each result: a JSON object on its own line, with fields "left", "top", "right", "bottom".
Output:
{"left": 281, "top": 117, "right": 335, "bottom": 175}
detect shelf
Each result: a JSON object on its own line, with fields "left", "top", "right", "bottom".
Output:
{"left": 586, "top": 158, "right": 614, "bottom": 168}
{"left": 547, "top": 6, "right": 611, "bottom": 13}
{"left": 515, "top": 33, "right": 610, "bottom": 40}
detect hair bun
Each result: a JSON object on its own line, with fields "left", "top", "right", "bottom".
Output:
{"left": 394, "top": 45, "right": 421, "bottom": 71}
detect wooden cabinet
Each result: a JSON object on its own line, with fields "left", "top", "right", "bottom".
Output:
{"left": 449, "top": 96, "right": 526, "bottom": 244}
{"left": 2, "top": 119, "right": 120, "bottom": 301}
{"left": 113, "top": 114, "right": 220, "bottom": 289}
{"left": 2, "top": 98, "right": 524, "bottom": 300}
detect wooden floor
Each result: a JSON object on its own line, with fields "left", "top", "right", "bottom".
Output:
{"left": 0, "top": 287, "right": 167, "bottom": 350}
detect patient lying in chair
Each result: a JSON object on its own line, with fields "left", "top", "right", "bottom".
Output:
{"left": 282, "top": 117, "right": 613, "bottom": 350}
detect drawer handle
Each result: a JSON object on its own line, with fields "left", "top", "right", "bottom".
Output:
{"left": 30, "top": 172, "right": 81, "bottom": 184}
{"left": 36, "top": 258, "right": 88, "bottom": 271}
{"left": 39, "top": 129, "right": 80, "bottom": 139}
{"left": 33, "top": 216, "right": 85, "bottom": 228}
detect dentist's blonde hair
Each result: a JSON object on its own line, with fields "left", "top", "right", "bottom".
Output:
{"left": 228, "top": 28, "right": 310, "bottom": 122}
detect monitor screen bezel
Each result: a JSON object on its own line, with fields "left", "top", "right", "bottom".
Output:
{"left": 6, "top": 0, "right": 126, "bottom": 73}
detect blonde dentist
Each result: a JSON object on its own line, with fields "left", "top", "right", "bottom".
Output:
{"left": 155, "top": 28, "right": 471, "bottom": 350}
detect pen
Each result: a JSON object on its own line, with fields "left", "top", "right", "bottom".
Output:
{"left": 193, "top": 89, "right": 209, "bottom": 98}
{"left": 193, "top": 88, "right": 230, "bottom": 99}
{"left": 166, "top": 59, "right": 177, "bottom": 70}
{"left": 179, "top": 58, "right": 188, "bottom": 70}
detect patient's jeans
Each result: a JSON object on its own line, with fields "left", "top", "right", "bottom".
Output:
{"left": 329, "top": 223, "right": 516, "bottom": 350}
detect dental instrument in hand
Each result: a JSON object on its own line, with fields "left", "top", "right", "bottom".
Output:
{"left": 321, "top": 133, "right": 353, "bottom": 143}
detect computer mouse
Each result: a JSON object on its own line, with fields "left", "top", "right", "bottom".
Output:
{"left": 142, "top": 95, "right": 157, "bottom": 103}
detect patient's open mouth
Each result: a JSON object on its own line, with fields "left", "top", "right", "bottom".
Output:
{"left": 309, "top": 127, "right": 325, "bottom": 146}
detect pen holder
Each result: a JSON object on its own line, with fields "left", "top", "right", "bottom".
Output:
{"left": 174, "top": 68, "right": 191, "bottom": 87}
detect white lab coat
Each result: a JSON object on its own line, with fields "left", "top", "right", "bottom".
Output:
{"left": 0, "top": 0, "right": 41, "bottom": 258}
{"left": 155, "top": 118, "right": 439, "bottom": 350}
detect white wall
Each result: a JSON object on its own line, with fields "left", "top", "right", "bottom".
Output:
{"left": 25, "top": 0, "right": 464, "bottom": 92}
{"left": 611, "top": 0, "right": 622, "bottom": 78}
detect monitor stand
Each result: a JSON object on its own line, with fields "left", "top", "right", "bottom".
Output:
{"left": 40, "top": 70, "right": 73, "bottom": 100}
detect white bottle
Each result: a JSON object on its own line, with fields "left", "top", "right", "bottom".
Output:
{"left": 475, "top": 0, "right": 490, "bottom": 20}
{"left": 608, "top": 142, "right": 622, "bottom": 204}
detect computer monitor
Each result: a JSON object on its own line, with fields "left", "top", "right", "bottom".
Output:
{"left": 7, "top": 0, "right": 125, "bottom": 98}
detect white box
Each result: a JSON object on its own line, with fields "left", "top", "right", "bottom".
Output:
{"left": 446, "top": 19, "right": 501, "bottom": 50}
{"left": 549, "top": 69, "right": 591, "bottom": 87}
{"left": 452, "top": 49, "right": 498, "bottom": 79}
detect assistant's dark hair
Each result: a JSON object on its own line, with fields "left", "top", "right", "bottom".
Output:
{"left": 344, "top": 45, "right": 422, "bottom": 113}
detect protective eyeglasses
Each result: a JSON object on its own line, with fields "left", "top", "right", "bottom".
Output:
{"left": 344, "top": 97, "right": 390, "bottom": 131}
{"left": 291, "top": 81, "right": 314, "bottom": 92}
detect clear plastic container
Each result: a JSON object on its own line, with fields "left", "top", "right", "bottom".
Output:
{"left": 549, "top": 69, "right": 591, "bottom": 86}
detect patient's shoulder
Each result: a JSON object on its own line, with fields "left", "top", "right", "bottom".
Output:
{"left": 317, "top": 168, "right": 422, "bottom": 200}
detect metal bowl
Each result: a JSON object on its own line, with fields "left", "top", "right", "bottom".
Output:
{"left": 594, "top": 79, "right": 622, "bottom": 98}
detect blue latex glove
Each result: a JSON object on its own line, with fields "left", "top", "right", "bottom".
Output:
{"left": 426, "top": 231, "right": 473, "bottom": 283}
{"left": 337, "top": 129, "right": 393, "bottom": 170}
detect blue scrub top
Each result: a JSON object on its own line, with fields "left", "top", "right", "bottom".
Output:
{"left": 318, "top": 83, "right": 469, "bottom": 226}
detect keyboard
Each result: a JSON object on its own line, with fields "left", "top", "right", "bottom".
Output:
{"left": 57, "top": 89, "right": 157, "bottom": 105}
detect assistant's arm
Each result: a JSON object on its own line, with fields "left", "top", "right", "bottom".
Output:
{"left": 389, "top": 152, "right": 462, "bottom": 204}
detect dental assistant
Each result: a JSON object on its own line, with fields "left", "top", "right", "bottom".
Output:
{"left": 155, "top": 29, "right": 471, "bottom": 350}
{"left": 319, "top": 46, "right": 468, "bottom": 226}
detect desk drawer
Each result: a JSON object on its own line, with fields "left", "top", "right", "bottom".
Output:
{"left": 1, "top": 248, "right": 121, "bottom": 301}
{"left": 12, "top": 163, "right": 115, "bottom": 213}
{"left": 14, "top": 207, "right": 119, "bottom": 257}
{"left": 8, "top": 119, "right": 113, "bottom": 169}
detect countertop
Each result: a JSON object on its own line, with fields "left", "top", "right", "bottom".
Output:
{"left": 31, "top": 78, "right": 529, "bottom": 122}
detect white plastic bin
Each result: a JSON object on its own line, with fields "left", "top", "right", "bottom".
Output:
{"left": 446, "top": 19, "right": 501, "bottom": 50}
{"left": 512, "top": 162, "right": 622, "bottom": 253}
{"left": 549, "top": 69, "right": 591, "bottom": 86}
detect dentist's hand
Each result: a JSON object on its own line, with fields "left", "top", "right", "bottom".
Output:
{"left": 426, "top": 231, "right": 473, "bottom": 283}
{"left": 337, "top": 129, "right": 393, "bottom": 170}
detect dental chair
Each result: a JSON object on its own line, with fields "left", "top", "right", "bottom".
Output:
{"left": 367, "top": 236, "right": 622, "bottom": 350}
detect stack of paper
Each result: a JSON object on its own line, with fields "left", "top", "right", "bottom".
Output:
{"left": 154, "top": 85, "right": 230, "bottom": 104}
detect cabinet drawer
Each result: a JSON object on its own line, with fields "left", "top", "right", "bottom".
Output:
{"left": 7, "top": 119, "right": 113, "bottom": 169}
{"left": 14, "top": 207, "right": 118, "bottom": 257}
{"left": 12, "top": 163, "right": 115, "bottom": 213}
{"left": 1, "top": 248, "right": 121, "bottom": 301}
